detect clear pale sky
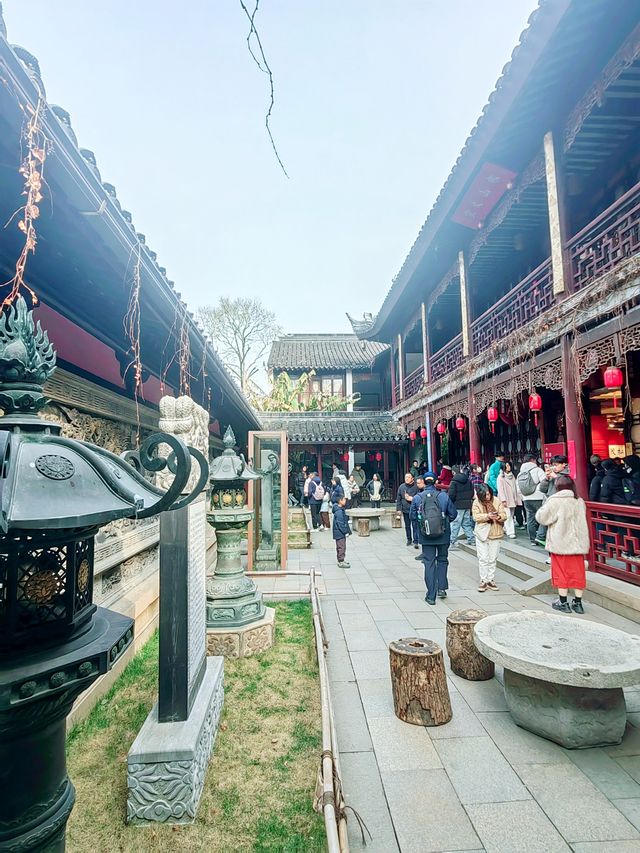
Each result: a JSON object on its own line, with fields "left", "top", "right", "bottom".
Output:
{"left": 4, "top": 0, "right": 536, "bottom": 335}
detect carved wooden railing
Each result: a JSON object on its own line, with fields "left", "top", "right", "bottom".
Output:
{"left": 403, "top": 365, "right": 424, "bottom": 399}
{"left": 471, "top": 259, "right": 553, "bottom": 356}
{"left": 431, "top": 334, "right": 464, "bottom": 382}
{"left": 567, "top": 180, "right": 640, "bottom": 292}
{"left": 586, "top": 501, "right": 640, "bottom": 586}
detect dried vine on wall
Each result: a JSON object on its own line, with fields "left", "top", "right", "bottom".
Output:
{"left": 3, "top": 97, "right": 49, "bottom": 308}
{"left": 123, "top": 244, "right": 143, "bottom": 441}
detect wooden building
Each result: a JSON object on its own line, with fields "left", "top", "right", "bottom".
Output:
{"left": 0, "top": 18, "right": 260, "bottom": 716}
{"left": 351, "top": 0, "right": 640, "bottom": 585}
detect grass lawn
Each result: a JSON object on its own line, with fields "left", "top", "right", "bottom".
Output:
{"left": 66, "top": 601, "right": 325, "bottom": 852}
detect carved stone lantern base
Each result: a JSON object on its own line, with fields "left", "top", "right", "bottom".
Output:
{"left": 206, "top": 607, "right": 275, "bottom": 659}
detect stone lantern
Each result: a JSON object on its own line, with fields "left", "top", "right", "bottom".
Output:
{"left": 206, "top": 426, "right": 274, "bottom": 658}
{"left": 0, "top": 297, "right": 203, "bottom": 851}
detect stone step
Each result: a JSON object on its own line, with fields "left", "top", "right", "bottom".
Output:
{"left": 458, "top": 542, "right": 542, "bottom": 582}
{"left": 500, "top": 539, "right": 549, "bottom": 571}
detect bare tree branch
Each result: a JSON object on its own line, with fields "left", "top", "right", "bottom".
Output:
{"left": 238, "top": 0, "right": 289, "bottom": 178}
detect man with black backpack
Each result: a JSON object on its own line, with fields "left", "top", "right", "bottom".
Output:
{"left": 517, "top": 453, "right": 546, "bottom": 545}
{"left": 410, "top": 472, "right": 457, "bottom": 605}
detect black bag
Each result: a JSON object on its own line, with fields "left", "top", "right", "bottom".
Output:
{"left": 418, "top": 490, "right": 444, "bottom": 538}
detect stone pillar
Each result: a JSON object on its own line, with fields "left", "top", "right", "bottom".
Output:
{"left": 561, "top": 335, "right": 588, "bottom": 499}
{"left": 346, "top": 369, "right": 354, "bottom": 412}
{"left": 468, "top": 386, "right": 481, "bottom": 466}
{"left": 458, "top": 251, "right": 473, "bottom": 358}
{"left": 397, "top": 333, "right": 404, "bottom": 401}
{"left": 544, "top": 130, "right": 571, "bottom": 297}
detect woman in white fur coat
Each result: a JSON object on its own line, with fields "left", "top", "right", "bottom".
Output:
{"left": 535, "top": 474, "right": 590, "bottom": 614}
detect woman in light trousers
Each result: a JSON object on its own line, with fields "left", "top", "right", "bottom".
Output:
{"left": 471, "top": 484, "right": 507, "bottom": 592}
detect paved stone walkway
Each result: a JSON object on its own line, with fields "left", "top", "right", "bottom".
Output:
{"left": 268, "top": 521, "right": 640, "bottom": 853}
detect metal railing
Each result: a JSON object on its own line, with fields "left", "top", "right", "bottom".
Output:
{"left": 586, "top": 500, "right": 640, "bottom": 586}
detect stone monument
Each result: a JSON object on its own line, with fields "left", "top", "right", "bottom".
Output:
{"left": 206, "top": 426, "right": 275, "bottom": 658}
{"left": 127, "top": 397, "right": 225, "bottom": 825}
{"left": 254, "top": 448, "right": 281, "bottom": 570}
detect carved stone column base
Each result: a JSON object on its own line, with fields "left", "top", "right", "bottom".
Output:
{"left": 206, "top": 607, "right": 275, "bottom": 659}
{"left": 127, "top": 657, "right": 224, "bottom": 825}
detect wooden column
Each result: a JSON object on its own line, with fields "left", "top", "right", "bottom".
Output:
{"left": 317, "top": 446, "right": 323, "bottom": 480}
{"left": 561, "top": 334, "right": 588, "bottom": 499}
{"left": 397, "top": 333, "right": 405, "bottom": 401}
{"left": 544, "top": 130, "right": 571, "bottom": 297}
{"left": 458, "top": 251, "right": 473, "bottom": 358}
{"left": 421, "top": 301, "right": 431, "bottom": 382}
{"left": 383, "top": 448, "right": 389, "bottom": 485}
{"left": 468, "top": 385, "right": 481, "bottom": 466}
{"left": 390, "top": 346, "right": 397, "bottom": 408}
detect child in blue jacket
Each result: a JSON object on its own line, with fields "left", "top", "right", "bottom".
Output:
{"left": 332, "top": 496, "right": 352, "bottom": 568}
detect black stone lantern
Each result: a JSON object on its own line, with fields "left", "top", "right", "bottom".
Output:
{"left": 0, "top": 298, "right": 206, "bottom": 851}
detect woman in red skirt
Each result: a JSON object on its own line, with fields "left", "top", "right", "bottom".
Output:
{"left": 535, "top": 475, "right": 590, "bottom": 614}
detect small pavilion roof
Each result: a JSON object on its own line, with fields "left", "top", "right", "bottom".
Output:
{"left": 268, "top": 335, "right": 388, "bottom": 371}
{"left": 258, "top": 411, "right": 406, "bottom": 443}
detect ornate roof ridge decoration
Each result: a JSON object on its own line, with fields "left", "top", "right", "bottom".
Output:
{"left": 346, "top": 313, "right": 377, "bottom": 339}
{"left": 564, "top": 21, "right": 640, "bottom": 152}
{"left": 0, "top": 297, "right": 56, "bottom": 415}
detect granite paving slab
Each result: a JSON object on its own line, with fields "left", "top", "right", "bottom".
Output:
{"left": 376, "top": 619, "right": 415, "bottom": 644}
{"left": 514, "top": 762, "right": 640, "bottom": 843}
{"left": 448, "top": 674, "right": 509, "bottom": 712}
{"left": 466, "top": 800, "right": 570, "bottom": 852}
{"left": 357, "top": 677, "right": 395, "bottom": 720}
{"left": 350, "top": 650, "right": 390, "bottom": 680}
{"left": 382, "top": 768, "right": 481, "bottom": 852}
{"left": 368, "top": 715, "right": 442, "bottom": 772}
{"left": 612, "top": 798, "right": 640, "bottom": 832}
{"left": 343, "top": 628, "right": 387, "bottom": 652}
{"left": 434, "top": 736, "right": 531, "bottom": 804}
{"left": 340, "top": 751, "right": 399, "bottom": 852}
{"left": 331, "top": 681, "right": 373, "bottom": 753}
{"left": 427, "top": 693, "right": 488, "bottom": 740}
{"left": 477, "top": 711, "right": 571, "bottom": 764}
{"left": 568, "top": 750, "right": 640, "bottom": 798}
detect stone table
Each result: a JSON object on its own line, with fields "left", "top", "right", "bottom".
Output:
{"left": 346, "top": 508, "right": 384, "bottom": 531}
{"left": 473, "top": 610, "right": 640, "bottom": 748}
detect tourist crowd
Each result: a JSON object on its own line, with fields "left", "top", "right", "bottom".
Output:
{"left": 293, "top": 450, "right": 640, "bottom": 613}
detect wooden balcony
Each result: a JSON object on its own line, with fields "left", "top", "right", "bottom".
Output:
{"left": 403, "top": 365, "right": 424, "bottom": 399}
{"left": 431, "top": 334, "right": 464, "bottom": 382}
{"left": 471, "top": 259, "right": 553, "bottom": 356}
{"left": 568, "top": 180, "right": 640, "bottom": 292}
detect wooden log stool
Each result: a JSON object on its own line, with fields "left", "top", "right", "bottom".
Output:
{"left": 446, "top": 609, "right": 495, "bottom": 681}
{"left": 389, "top": 638, "right": 452, "bottom": 726}
{"left": 356, "top": 517, "right": 370, "bottom": 537}
{"left": 392, "top": 513, "right": 402, "bottom": 529}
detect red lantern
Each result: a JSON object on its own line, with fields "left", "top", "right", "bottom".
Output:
{"left": 455, "top": 415, "right": 465, "bottom": 441}
{"left": 375, "top": 451, "right": 382, "bottom": 462}
{"left": 528, "top": 392, "right": 542, "bottom": 427}
{"left": 436, "top": 421, "right": 446, "bottom": 436}
{"left": 409, "top": 429, "right": 416, "bottom": 446}
{"left": 342, "top": 452, "right": 349, "bottom": 462}
{"left": 487, "top": 405, "right": 499, "bottom": 434}
{"left": 420, "top": 426, "right": 427, "bottom": 441}
{"left": 604, "top": 365, "right": 624, "bottom": 408}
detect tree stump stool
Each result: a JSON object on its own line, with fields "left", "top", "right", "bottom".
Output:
{"left": 357, "top": 518, "right": 370, "bottom": 537}
{"left": 392, "top": 513, "right": 402, "bottom": 529}
{"left": 446, "top": 609, "right": 494, "bottom": 681}
{"left": 389, "top": 638, "right": 452, "bottom": 726}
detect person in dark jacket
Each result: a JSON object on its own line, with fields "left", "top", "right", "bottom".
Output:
{"left": 600, "top": 459, "right": 627, "bottom": 505}
{"left": 296, "top": 465, "right": 309, "bottom": 504}
{"left": 332, "top": 496, "right": 352, "bottom": 568}
{"left": 448, "top": 465, "right": 475, "bottom": 547}
{"left": 308, "top": 473, "right": 323, "bottom": 530}
{"left": 330, "top": 476, "right": 344, "bottom": 504}
{"left": 410, "top": 473, "right": 457, "bottom": 604}
{"left": 589, "top": 461, "right": 605, "bottom": 502}
{"left": 396, "top": 473, "right": 419, "bottom": 548}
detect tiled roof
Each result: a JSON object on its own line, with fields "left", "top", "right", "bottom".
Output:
{"left": 267, "top": 334, "right": 388, "bottom": 370}
{"left": 258, "top": 411, "right": 406, "bottom": 443}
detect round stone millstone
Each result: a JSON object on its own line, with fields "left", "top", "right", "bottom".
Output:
{"left": 473, "top": 610, "right": 640, "bottom": 689}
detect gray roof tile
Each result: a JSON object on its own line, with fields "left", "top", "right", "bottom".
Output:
{"left": 267, "top": 334, "right": 388, "bottom": 370}
{"left": 259, "top": 411, "right": 406, "bottom": 443}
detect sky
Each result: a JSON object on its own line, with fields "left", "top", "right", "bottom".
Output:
{"left": 4, "top": 0, "right": 537, "bottom": 336}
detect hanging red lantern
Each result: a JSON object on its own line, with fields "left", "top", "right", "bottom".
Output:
{"left": 409, "top": 429, "right": 417, "bottom": 446}
{"left": 342, "top": 452, "right": 350, "bottom": 463}
{"left": 528, "top": 392, "right": 542, "bottom": 427}
{"left": 375, "top": 451, "right": 382, "bottom": 462}
{"left": 487, "top": 405, "right": 499, "bottom": 434}
{"left": 420, "top": 426, "right": 427, "bottom": 441}
{"left": 436, "top": 421, "right": 446, "bottom": 436}
{"left": 455, "top": 415, "right": 465, "bottom": 441}
{"left": 604, "top": 365, "right": 624, "bottom": 408}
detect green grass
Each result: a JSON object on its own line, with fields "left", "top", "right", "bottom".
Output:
{"left": 66, "top": 601, "right": 325, "bottom": 852}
